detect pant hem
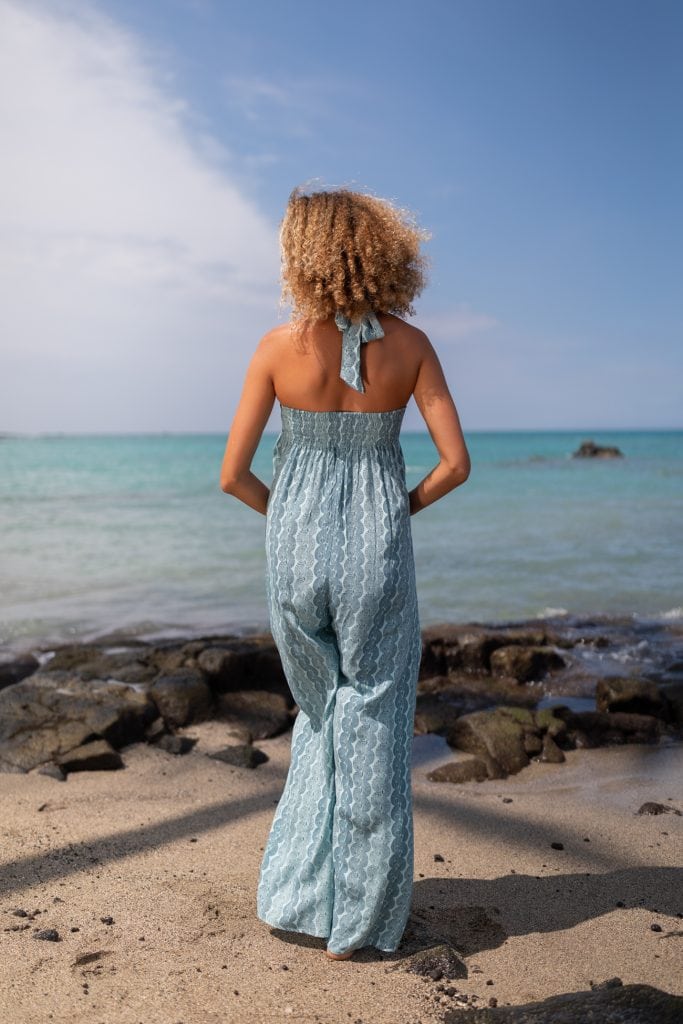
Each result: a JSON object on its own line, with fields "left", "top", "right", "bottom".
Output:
{"left": 257, "top": 912, "right": 401, "bottom": 954}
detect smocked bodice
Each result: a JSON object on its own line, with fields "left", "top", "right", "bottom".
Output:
{"left": 279, "top": 404, "right": 406, "bottom": 450}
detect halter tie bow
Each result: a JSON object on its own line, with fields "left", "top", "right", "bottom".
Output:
{"left": 334, "top": 310, "right": 385, "bottom": 393}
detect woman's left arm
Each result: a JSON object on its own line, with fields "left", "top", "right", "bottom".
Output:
{"left": 219, "top": 333, "right": 277, "bottom": 516}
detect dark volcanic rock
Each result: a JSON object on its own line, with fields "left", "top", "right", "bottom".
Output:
{"left": 489, "top": 645, "right": 565, "bottom": 682}
{"left": 194, "top": 636, "right": 288, "bottom": 694}
{"left": 572, "top": 439, "right": 624, "bottom": 458}
{"left": 155, "top": 733, "right": 197, "bottom": 756}
{"left": 150, "top": 671, "right": 213, "bottom": 728}
{"left": 44, "top": 644, "right": 157, "bottom": 684}
{"left": 56, "top": 738, "right": 124, "bottom": 773}
{"left": 427, "top": 757, "right": 489, "bottom": 783}
{"left": 437, "top": 706, "right": 570, "bottom": 781}
{"left": 637, "top": 801, "right": 682, "bottom": 816}
{"left": 214, "top": 690, "right": 291, "bottom": 739}
{"left": 596, "top": 676, "right": 667, "bottom": 718}
{"left": 0, "top": 652, "right": 39, "bottom": 690}
{"left": 658, "top": 681, "right": 683, "bottom": 728}
{"left": 443, "top": 982, "right": 682, "bottom": 1022}
{"left": 403, "top": 943, "right": 468, "bottom": 981}
{"left": 419, "top": 623, "right": 573, "bottom": 679}
{"left": 35, "top": 763, "right": 66, "bottom": 781}
{"left": 551, "top": 707, "right": 663, "bottom": 747}
{"left": 0, "top": 672, "right": 158, "bottom": 773}
{"left": 538, "top": 733, "right": 566, "bottom": 763}
{"left": 208, "top": 744, "right": 269, "bottom": 769}
{"left": 446, "top": 707, "right": 534, "bottom": 777}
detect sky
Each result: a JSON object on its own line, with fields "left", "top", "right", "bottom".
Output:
{"left": 1, "top": 0, "right": 681, "bottom": 434}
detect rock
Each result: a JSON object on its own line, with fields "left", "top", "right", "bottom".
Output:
{"left": 416, "top": 674, "right": 540, "bottom": 733}
{"left": 572, "top": 439, "right": 624, "bottom": 458}
{"left": 0, "top": 652, "right": 39, "bottom": 690}
{"left": 659, "top": 681, "right": 683, "bottom": 728}
{"left": 56, "top": 739, "right": 123, "bottom": 773}
{"left": 403, "top": 943, "right": 467, "bottom": 981}
{"left": 214, "top": 690, "right": 291, "bottom": 739}
{"left": 596, "top": 677, "right": 667, "bottom": 718}
{"left": 414, "top": 695, "right": 463, "bottom": 736}
{"left": 194, "top": 636, "right": 289, "bottom": 694}
{"left": 489, "top": 645, "right": 565, "bottom": 682}
{"left": 143, "top": 717, "right": 168, "bottom": 743}
{"left": 550, "top": 708, "right": 662, "bottom": 747}
{"left": 44, "top": 644, "right": 157, "bottom": 684}
{"left": 150, "top": 671, "right": 213, "bottom": 728}
{"left": 426, "top": 758, "right": 489, "bottom": 783}
{"left": 522, "top": 730, "right": 543, "bottom": 754}
{"left": 637, "top": 801, "right": 682, "bottom": 816}
{"left": 208, "top": 744, "right": 269, "bottom": 769}
{"left": 33, "top": 929, "right": 60, "bottom": 942}
{"left": 35, "top": 763, "right": 66, "bottom": 781}
{"left": 533, "top": 707, "right": 569, "bottom": 738}
{"left": 419, "top": 623, "right": 568, "bottom": 678}
{"left": 0, "top": 672, "right": 158, "bottom": 773}
{"left": 538, "top": 733, "right": 565, "bottom": 763}
{"left": 447, "top": 707, "right": 534, "bottom": 777}
{"left": 442, "top": 982, "right": 682, "bottom": 1022}
{"left": 155, "top": 734, "right": 197, "bottom": 756}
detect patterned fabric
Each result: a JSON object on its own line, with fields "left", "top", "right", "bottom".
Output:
{"left": 334, "top": 310, "right": 385, "bottom": 392}
{"left": 256, "top": 403, "right": 422, "bottom": 955}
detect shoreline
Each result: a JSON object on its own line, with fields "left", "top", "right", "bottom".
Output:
{"left": 3, "top": 606, "right": 682, "bottom": 658}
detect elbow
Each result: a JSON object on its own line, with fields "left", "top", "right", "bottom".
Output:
{"left": 220, "top": 475, "right": 239, "bottom": 494}
{"left": 446, "top": 458, "right": 471, "bottom": 485}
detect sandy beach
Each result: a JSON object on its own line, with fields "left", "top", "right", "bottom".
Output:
{"left": 1, "top": 717, "right": 681, "bottom": 1023}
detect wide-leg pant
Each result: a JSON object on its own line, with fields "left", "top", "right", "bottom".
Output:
{"left": 256, "top": 407, "right": 422, "bottom": 954}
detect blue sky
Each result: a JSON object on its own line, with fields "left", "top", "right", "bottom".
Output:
{"left": 1, "top": 0, "right": 681, "bottom": 432}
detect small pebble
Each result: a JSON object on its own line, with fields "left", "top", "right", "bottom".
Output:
{"left": 650, "top": 923, "right": 663, "bottom": 932}
{"left": 33, "top": 928, "right": 60, "bottom": 942}
{"left": 100, "top": 916, "right": 114, "bottom": 925}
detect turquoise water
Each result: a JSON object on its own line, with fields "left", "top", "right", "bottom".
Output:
{"left": 1, "top": 428, "right": 681, "bottom": 648}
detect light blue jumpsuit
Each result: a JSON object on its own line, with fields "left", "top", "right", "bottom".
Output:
{"left": 256, "top": 311, "right": 422, "bottom": 955}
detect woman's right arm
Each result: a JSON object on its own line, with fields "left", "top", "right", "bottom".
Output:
{"left": 408, "top": 331, "right": 471, "bottom": 515}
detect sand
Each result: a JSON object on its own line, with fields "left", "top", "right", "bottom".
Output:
{"left": 1, "top": 725, "right": 681, "bottom": 1023}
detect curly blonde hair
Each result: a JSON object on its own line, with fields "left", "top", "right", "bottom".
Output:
{"left": 278, "top": 184, "right": 431, "bottom": 330}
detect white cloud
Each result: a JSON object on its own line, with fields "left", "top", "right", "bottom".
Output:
{"left": 0, "top": 0, "right": 281, "bottom": 432}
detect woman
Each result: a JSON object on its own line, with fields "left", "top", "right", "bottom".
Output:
{"left": 220, "top": 185, "right": 470, "bottom": 961}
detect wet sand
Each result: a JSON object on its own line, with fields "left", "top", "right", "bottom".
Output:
{"left": 1, "top": 726, "right": 681, "bottom": 1023}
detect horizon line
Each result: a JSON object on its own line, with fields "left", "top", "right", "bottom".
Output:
{"left": 2, "top": 426, "right": 682, "bottom": 438}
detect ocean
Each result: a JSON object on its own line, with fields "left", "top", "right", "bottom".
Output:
{"left": 1, "top": 427, "right": 681, "bottom": 651}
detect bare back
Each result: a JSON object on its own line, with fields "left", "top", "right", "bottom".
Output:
{"left": 270, "top": 313, "right": 422, "bottom": 413}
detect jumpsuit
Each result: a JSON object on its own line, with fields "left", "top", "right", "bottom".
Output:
{"left": 256, "top": 310, "right": 422, "bottom": 955}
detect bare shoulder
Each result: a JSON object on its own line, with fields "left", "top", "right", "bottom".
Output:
{"left": 251, "top": 323, "right": 291, "bottom": 364}
{"left": 378, "top": 313, "right": 433, "bottom": 357}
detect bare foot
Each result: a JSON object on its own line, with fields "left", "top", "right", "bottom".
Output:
{"left": 325, "top": 948, "right": 354, "bottom": 960}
